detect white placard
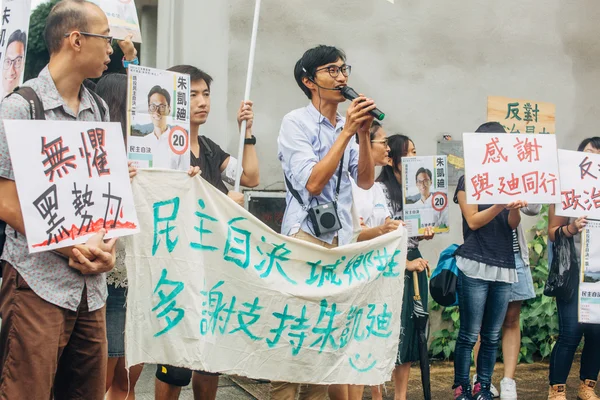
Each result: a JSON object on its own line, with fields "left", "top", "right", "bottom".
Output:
{"left": 463, "top": 133, "right": 560, "bottom": 204}
{"left": 555, "top": 149, "right": 600, "bottom": 219}
{"left": 89, "top": 0, "right": 142, "bottom": 42}
{"left": 127, "top": 65, "right": 190, "bottom": 171}
{"left": 4, "top": 120, "right": 139, "bottom": 253}
{"left": 0, "top": 0, "right": 32, "bottom": 98}
{"left": 579, "top": 220, "right": 600, "bottom": 324}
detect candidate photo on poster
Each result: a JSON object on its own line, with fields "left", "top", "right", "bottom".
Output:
{"left": 404, "top": 163, "right": 449, "bottom": 232}
{"left": 130, "top": 85, "right": 186, "bottom": 170}
{"left": 2, "top": 29, "right": 26, "bottom": 95}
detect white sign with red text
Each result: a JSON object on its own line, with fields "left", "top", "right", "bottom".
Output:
{"left": 555, "top": 149, "right": 600, "bottom": 219}
{"left": 4, "top": 120, "right": 139, "bottom": 253}
{"left": 463, "top": 133, "right": 560, "bottom": 204}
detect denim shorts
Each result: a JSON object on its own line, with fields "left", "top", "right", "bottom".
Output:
{"left": 509, "top": 253, "right": 535, "bottom": 302}
{"left": 106, "top": 285, "right": 126, "bottom": 357}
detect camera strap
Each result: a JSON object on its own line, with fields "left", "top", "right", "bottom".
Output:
{"left": 284, "top": 153, "right": 345, "bottom": 209}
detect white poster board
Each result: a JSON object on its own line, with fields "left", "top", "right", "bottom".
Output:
{"left": 0, "top": 0, "right": 32, "bottom": 98}
{"left": 4, "top": 120, "right": 139, "bottom": 253}
{"left": 463, "top": 133, "right": 560, "bottom": 204}
{"left": 89, "top": 0, "right": 142, "bottom": 42}
{"left": 579, "top": 220, "right": 600, "bottom": 324}
{"left": 125, "top": 169, "right": 408, "bottom": 385}
{"left": 402, "top": 155, "right": 449, "bottom": 237}
{"left": 127, "top": 65, "right": 190, "bottom": 171}
{"left": 555, "top": 149, "right": 600, "bottom": 219}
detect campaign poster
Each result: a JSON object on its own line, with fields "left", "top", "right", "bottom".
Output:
{"left": 579, "top": 220, "right": 600, "bottom": 324}
{"left": 0, "top": 0, "right": 32, "bottom": 98}
{"left": 402, "top": 155, "right": 449, "bottom": 237}
{"left": 89, "top": 0, "right": 142, "bottom": 42}
{"left": 127, "top": 65, "right": 190, "bottom": 171}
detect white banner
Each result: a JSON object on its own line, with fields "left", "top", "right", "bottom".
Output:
{"left": 4, "top": 120, "right": 139, "bottom": 253}
{"left": 556, "top": 149, "right": 600, "bottom": 219}
{"left": 579, "top": 220, "right": 600, "bottom": 324}
{"left": 0, "top": 0, "right": 32, "bottom": 98}
{"left": 463, "top": 133, "right": 560, "bottom": 204}
{"left": 89, "top": 0, "right": 142, "bottom": 42}
{"left": 125, "top": 170, "right": 408, "bottom": 385}
{"left": 402, "top": 155, "right": 449, "bottom": 236}
{"left": 127, "top": 65, "right": 190, "bottom": 171}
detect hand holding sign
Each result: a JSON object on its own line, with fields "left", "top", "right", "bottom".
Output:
{"left": 71, "top": 229, "right": 117, "bottom": 275}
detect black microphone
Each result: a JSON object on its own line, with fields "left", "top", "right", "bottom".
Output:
{"left": 340, "top": 86, "right": 385, "bottom": 121}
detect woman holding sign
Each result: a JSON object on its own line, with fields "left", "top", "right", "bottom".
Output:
{"left": 452, "top": 123, "right": 528, "bottom": 400}
{"left": 375, "top": 132, "right": 434, "bottom": 400}
{"left": 546, "top": 137, "right": 600, "bottom": 400}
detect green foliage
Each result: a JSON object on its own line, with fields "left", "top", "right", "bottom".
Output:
{"left": 430, "top": 205, "right": 559, "bottom": 362}
{"left": 24, "top": 0, "right": 59, "bottom": 81}
{"left": 24, "top": 2, "right": 140, "bottom": 81}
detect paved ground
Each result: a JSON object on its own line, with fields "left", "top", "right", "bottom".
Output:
{"left": 133, "top": 356, "right": 589, "bottom": 399}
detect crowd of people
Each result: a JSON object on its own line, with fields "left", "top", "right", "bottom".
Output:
{"left": 0, "top": 1, "right": 598, "bottom": 399}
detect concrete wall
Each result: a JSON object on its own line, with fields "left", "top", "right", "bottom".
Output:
{"left": 155, "top": 0, "right": 600, "bottom": 259}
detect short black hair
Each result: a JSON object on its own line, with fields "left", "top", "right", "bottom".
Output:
{"left": 294, "top": 45, "right": 346, "bottom": 99}
{"left": 168, "top": 65, "right": 213, "bottom": 91}
{"left": 7, "top": 29, "right": 26, "bottom": 48}
{"left": 96, "top": 73, "right": 127, "bottom": 141}
{"left": 416, "top": 167, "right": 432, "bottom": 181}
{"left": 147, "top": 85, "right": 171, "bottom": 106}
{"left": 475, "top": 122, "right": 506, "bottom": 133}
{"left": 577, "top": 137, "right": 600, "bottom": 152}
{"left": 44, "top": 0, "right": 97, "bottom": 55}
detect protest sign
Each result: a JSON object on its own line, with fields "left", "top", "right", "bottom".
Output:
{"left": 0, "top": 0, "right": 32, "bottom": 98}
{"left": 487, "top": 96, "right": 555, "bottom": 134}
{"left": 579, "top": 220, "right": 600, "bottom": 324}
{"left": 402, "top": 156, "right": 449, "bottom": 236}
{"left": 4, "top": 120, "right": 139, "bottom": 253}
{"left": 127, "top": 65, "right": 190, "bottom": 171}
{"left": 125, "top": 169, "right": 408, "bottom": 385}
{"left": 463, "top": 133, "right": 560, "bottom": 204}
{"left": 555, "top": 149, "right": 600, "bottom": 219}
{"left": 437, "top": 140, "right": 463, "bottom": 185}
{"left": 89, "top": 0, "right": 142, "bottom": 42}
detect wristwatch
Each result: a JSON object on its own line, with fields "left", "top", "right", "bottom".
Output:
{"left": 244, "top": 135, "right": 256, "bottom": 145}
{"left": 122, "top": 56, "right": 140, "bottom": 69}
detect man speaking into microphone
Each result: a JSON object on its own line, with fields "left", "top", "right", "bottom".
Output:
{"left": 276, "top": 45, "right": 378, "bottom": 400}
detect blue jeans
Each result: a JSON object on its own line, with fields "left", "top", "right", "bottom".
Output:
{"left": 549, "top": 290, "right": 600, "bottom": 384}
{"left": 453, "top": 270, "right": 511, "bottom": 387}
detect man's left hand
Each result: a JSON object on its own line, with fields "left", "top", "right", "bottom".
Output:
{"left": 237, "top": 100, "right": 254, "bottom": 131}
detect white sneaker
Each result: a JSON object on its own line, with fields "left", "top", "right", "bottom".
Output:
{"left": 473, "top": 374, "right": 500, "bottom": 398}
{"left": 500, "top": 377, "right": 517, "bottom": 400}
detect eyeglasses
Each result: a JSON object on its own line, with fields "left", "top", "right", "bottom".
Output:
{"left": 416, "top": 179, "right": 431, "bottom": 186}
{"left": 64, "top": 31, "right": 114, "bottom": 46}
{"left": 149, "top": 103, "right": 169, "bottom": 114}
{"left": 3, "top": 55, "right": 23, "bottom": 70}
{"left": 315, "top": 64, "right": 352, "bottom": 78}
{"left": 370, "top": 139, "right": 388, "bottom": 146}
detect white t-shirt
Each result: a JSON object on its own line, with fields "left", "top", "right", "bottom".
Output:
{"left": 351, "top": 178, "right": 390, "bottom": 228}
{"left": 406, "top": 193, "right": 449, "bottom": 230}
{"left": 137, "top": 126, "right": 186, "bottom": 171}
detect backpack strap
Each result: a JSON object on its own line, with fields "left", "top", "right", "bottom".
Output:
{"left": 8, "top": 86, "right": 45, "bottom": 120}
{"left": 199, "top": 135, "right": 213, "bottom": 157}
{"left": 87, "top": 89, "right": 107, "bottom": 122}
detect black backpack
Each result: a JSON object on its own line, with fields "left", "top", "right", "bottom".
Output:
{"left": 0, "top": 86, "right": 106, "bottom": 261}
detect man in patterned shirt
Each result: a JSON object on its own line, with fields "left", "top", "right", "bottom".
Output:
{"left": 0, "top": 1, "right": 117, "bottom": 398}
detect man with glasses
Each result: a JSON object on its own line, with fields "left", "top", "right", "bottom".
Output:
{"left": 276, "top": 45, "right": 377, "bottom": 400}
{"left": 0, "top": 1, "right": 117, "bottom": 398}
{"left": 2, "top": 29, "right": 26, "bottom": 96}
{"left": 135, "top": 85, "right": 186, "bottom": 170}
{"left": 406, "top": 167, "right": 449, "bottom": 230}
